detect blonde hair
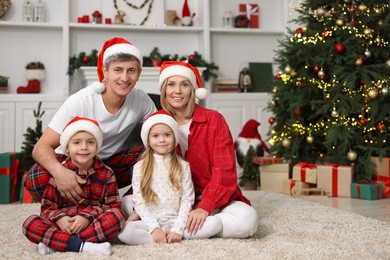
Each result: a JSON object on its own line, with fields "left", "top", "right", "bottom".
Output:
{"left": 160, "top": 79, "right": 196, "bottom": 119}
{"left": 139, "top": 125, "right": 184, "bottom": 205}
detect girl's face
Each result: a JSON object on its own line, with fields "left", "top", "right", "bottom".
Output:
{"left": 148, "top": 123, "right": 175, "bottom": 156}
{"left": 164, "top": 76, "right": 192, "bottom": 112}
{"left": 67, "top": 131, "right": 98, "bottom": 170}
{"left": 103, "top": 60, "right": 141, "bottom": 97}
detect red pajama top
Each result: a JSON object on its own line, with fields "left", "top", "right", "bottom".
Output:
{"left": 177, "top": 105, "right": 251, "bottom": 214}
{"left": 40, "top": 158, "right": 123, "bottom": 223}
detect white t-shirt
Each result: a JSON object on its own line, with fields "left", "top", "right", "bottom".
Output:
{"left": 178, "top": 120, "right": 191, "bottom": 158}
{"left": 50, "top": 82, "right": 157, "bottom": 159}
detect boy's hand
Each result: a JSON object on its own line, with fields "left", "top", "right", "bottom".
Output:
{"left": 56, "top": 216, "right": 72, "bottom": 233}
{"left": 68, "top": 215, "right": 90, "bottom": 234}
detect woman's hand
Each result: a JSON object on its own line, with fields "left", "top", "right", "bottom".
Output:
{"left": 152, "top": 228, "right": 167, "bottom": 244}
{"left": 186, "top": 208, "right": 209, "bottom": 235}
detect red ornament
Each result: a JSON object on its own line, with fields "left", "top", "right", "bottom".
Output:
{"left": 334, "top": 43, "right": 345, "bottom": 54}
{"left": 322, "top": 30, "right": 330, "bottom": 39}
{"left": 359, "top": 55, "right": 365, "bottom": 62}
{"left": 349, "top": 6, "right": 357, "bottom": 12}
{"left": 268, "top": 117, "right": 275, "bottom": 124}
{"left": 276, "top": 73, "right": 281, "bottom": 79}
{"left": 82, "top": 56, "right": 88, "bottom": 63}
{"left": 359, "top": 118, "right": 366, "bottom": 125}
{"left": 313, "top": 65, "right": 320, "bottom": 72}
{"left": 296, "top": 82, "right": 303, "bottom": 88}
{"left": 295, "top": 28, "right": 303, "bottom": 37}
{"left": 189, "top": 54, "right": 196, "bottom": 60}
{"left": 377, "top": 123, "right": 384, "bottom": 130}
{"left": 350, "top": 20, "right": 357, "bottom": 27}
{"left": 294, "top": 109, "right": 302, "bottom": 116}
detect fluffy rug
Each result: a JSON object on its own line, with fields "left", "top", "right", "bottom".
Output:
{"left": 1, "top": 190, "right": 389, "bottom": 259}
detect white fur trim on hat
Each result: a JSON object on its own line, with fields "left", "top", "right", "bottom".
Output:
{"left": 60, "top": 117, "right": 103, "bottom": 156}
{"left": 141, "top": 113, "right": 179, "bottom": 148}
{"left": 103, "top": 43, "right": 143, "bottom": 66}
{"left": 159, "top": 65, "right": 197, "bottom": 90}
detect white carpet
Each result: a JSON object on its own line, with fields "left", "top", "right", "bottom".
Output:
{"left": 1, "top": 190, "right": 389, "bottom": 259}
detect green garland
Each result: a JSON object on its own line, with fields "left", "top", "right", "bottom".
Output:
{"left": 68, "top": 47, "right": 219, "bottom": 81}
{"left": 113, "top": 0, "right": 154, "bottom": 25}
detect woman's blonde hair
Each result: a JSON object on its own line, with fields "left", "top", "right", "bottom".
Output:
{"left": 139, "top": 125, "right": 184, "bottom": 205}
{"left": 160, "top": 79, "right": 196, "bottom": 119}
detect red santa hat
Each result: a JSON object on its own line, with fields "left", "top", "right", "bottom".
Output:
{"left": 97, "top": 37, "right": 142, "bottom": 82}
{"left": 60, "top": 116, "right": 103, "bottom": 155}
{"left": 141, "top": 110, "right": 179, "bottom": 148}
{"left": 182, "top": 0, "right": 191, "bottom": 18}
{"left": 159, "top": 61, "right": 208, "bottom": 100}
{"left": 239, "top": 119, "right": 261, "bottom": 139}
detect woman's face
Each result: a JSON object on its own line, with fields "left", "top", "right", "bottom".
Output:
{"left": 103, "top": 59, "right": 141, "bottom": 97}
{"left": 164, "top": 76, "right": 192, "bottom": 112}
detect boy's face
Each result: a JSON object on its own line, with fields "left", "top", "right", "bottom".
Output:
{"left": 67, "top": 131, "right": 98, "bottom": 170}
{"left": 148, "top": 123, "right": 175, "bottom": 156}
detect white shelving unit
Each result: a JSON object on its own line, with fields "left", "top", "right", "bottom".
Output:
{"left": 0, "top": 0, "right": 289, "bottom": 152}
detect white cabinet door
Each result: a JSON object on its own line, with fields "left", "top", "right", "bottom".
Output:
{"left": 0, "top": 102, "right": 16, "bottom": 153}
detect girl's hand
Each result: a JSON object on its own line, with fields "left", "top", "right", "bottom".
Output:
{"left": 186, "top": 208, "right": 209, "bottom": 235}
{"left": 167, "top": 232, "right": 183, "bottom": 243}
{"left": 152, "top": 228, "right": 167, "bottom": 244}
{"left": 68, "top": 215, "right": 89, "bottom": 234}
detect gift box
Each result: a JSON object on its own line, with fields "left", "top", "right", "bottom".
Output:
{"left": 351, "top": 182, "right": 383, "bottom": 200}
{"left": 317, "top": 164, "right": 354, "bottom": 197}
{"left": 292, "top": 162, "right": 317, "bottom": 184}
{"left": 371, "top": 157, "right": 390, "bottom": 198}
{"left": 260, "top": 163, "right": 289, "bottom": 193}
{"left": 282, "top": 179, "right": 316, "bottom": 196}
{"left": 0, "top": 152, "right": 23, "bottom": 203}
{"left": 252, "top": 156, "right": 283, "bottom": 165}
{"left": 239, "top": 4, "right": 259, "bottom": 28}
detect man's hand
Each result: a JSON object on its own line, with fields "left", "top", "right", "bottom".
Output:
{"left": 68, "top": 215, "right": 89, "bottom": 234}
{"left": 54, "top": 168, "right": 85, "bottom": 203}
{"left": 186, "top": 208, "right": 209, "bottom": 235}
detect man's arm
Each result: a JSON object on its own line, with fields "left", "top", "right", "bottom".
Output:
{"left": 33, "top": 127, "right": 84, "bottom": 202}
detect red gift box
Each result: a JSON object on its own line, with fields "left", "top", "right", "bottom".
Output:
{"left": 371, "top": 157, "right": 390, "bottom": 198}
{"left": 239, "top": 4, "right": 259, "bottom": 28}
{"left": 252, "top": 156, "right": 283, "bottom": 165}
{"left": 292, "top": 162, "right": 317, "bottom": 184}
{"left": 317, "top": 164, "right": 354, "bottom": 197}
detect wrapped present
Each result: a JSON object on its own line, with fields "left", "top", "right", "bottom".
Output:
{"left": 351, "top": 181, "right": 383, "bottom": 200}
{"left": 0, "top": 152, "right": 23, "bottom": 203}
{"left": 260, "top": 163, "right": 289, "bottom": 193}
{"left": 239, "top": 4, "right": 259, "bottom": 28}
{"left": 252, "top": 156, "right": 283, "bottom": 165}
{"left": 282, "top": 179, "right": 316, "bottom": 196}
{"left": 371, "top": 157, "right": 390, "bottom": 198}
{"left": 317, "top": 164, "right": 354, "bottom": 197}
{"left": 292, "top": 162, "right": 317, "bottom": 184}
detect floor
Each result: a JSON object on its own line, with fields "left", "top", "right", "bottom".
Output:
{"left": 301, "top": 195, "right": 390, "bottom": 223}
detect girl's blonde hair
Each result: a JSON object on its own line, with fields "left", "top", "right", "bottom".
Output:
{"left": 139, "top": 125, "right": 184, "bottom": 205}
{"left": 160, "top": 79, "right": 196, "bottom": 119}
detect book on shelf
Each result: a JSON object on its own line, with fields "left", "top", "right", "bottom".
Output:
{"left": 213, "top": 79, "right": 239, "bottom": 93}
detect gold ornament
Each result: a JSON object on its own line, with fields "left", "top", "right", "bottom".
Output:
{"left": 306, "top": 135, "right": 314, "bottom": 144}
{"left": 382, "top": 87, "right": 388, "bottom": 96}
{"left": 331, "top": 109, "right": 339, "bottom": 118}
{"left": 358, "top": 4, "right": 367, "bottom": 12}
{"left": 290, "top": 70, "right": 297, "bottom": 77}
{"left": 316, "top": 8, "right": 325, "bottom": 16}
{"left": 318, "top": 69, "right": 325, "bottom": 79}
{"left": 347, "top": 150, "right": 357, "bottom": 161}
{"left": 364, "top": 49, "right": 371, "bottom": 58}
{"left": 368, "top": 89, "right": 378, "bottom": 99}
{"left": 284, "top": 65, "right": 292, "bottom": 74}
{"left": 302, "top": 26, "right": 308, "bottom": 32}
{"left": 282, "top": 138, "right": 291, "bottom": 148}
{"left": 355, "top": 58, "right": 362, "bottom": 66}
{"left": 271, "top": 129, "right": 277, "bottom": 135}
{"left": 386, "top": 59, "right": 390, "bottom": 67}
{"left": 272, "top": 86, "right": 278, "bottom": 93}
{"left": 336, "top": 18, "right": 344, "bottom": 26}
{"left": 363, "top": 28, "right": 372, "bottom": 35}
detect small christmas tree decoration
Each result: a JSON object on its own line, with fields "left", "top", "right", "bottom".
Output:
{"left": 367, "top": 89, "right": 378, "bottom": 99}
{"left": 238, "top": 145, "right": 260, "bottom": 190}
{"left": 282, "top": 138, "right": 291, "bottom": 148}
{"left": 318, "top": 68, "right": 325, "bottom": 78}
{"left": 20, "top": 101, "right": 44, "bottom": 172}
{"left": 347, "top": 150, "right": 357, "bottom": 161}
{"left": 334, "top": 43, "right": 345, "bottom": 54}
{"left": 306, "top": 135, "right": 314, "bottom": 144}
{"left": 17, "top": 61, "right": 45, "bottom": 94}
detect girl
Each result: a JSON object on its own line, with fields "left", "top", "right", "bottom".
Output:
{"left": 118, "top": 110, "right": 222, "bottom": 244}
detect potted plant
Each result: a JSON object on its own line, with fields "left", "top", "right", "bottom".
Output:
{"left": 238, "top": 145, "right": 260, "bottom": 190}
{"left": 0, "top": 75, "right": 9, "bottom": 87}
{"left": 20, "top": 101, "right": 44, "bottom": 173}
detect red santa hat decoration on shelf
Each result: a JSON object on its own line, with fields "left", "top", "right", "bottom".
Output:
{"left": 234, "top": 119, "right": 269, "bottom": 167}
{"left": 177, "top": 0, "right": 195, "bottom": 26}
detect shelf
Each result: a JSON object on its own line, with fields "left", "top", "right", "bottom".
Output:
{"left": 0, "top": 21, "right": 63, "bottom": 29}
{"left": 210, "top": 27, "right": 284, "bottom": 35}
{"left": 69, "top": 23, "right": 204, "bottom": 33}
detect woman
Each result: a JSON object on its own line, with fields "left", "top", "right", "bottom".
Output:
{"left": 158, "top": 61, "right": 258, "bottom": 238}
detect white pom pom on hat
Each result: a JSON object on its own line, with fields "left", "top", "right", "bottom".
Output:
{"left": 60, "top": 116, "right": 103, "bottom": 156}
{"left": 97, "top": 37, "right": 142, "bottom": 82}
{"left": 159, "top": 61, "right": 208, "bottom": 100}
{"left": 141, "top": 110, "right": 179, "bottom": 148}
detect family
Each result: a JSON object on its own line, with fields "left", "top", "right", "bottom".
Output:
{"left": 21, "top": 37, "right": 258, "bottom": 255}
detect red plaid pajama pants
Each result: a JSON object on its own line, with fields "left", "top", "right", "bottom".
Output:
{"left": 24, "top": 146, "right": 144, "bottom": 201}
{"left": 22, "top": 207, "right": 125, "bottom": 252}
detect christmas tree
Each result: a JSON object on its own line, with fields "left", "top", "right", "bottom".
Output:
{"left": 268, "top": 1, "right": 389, "bottom": 181}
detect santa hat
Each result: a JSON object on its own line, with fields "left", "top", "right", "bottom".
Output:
{"left": 239, "top": 119, "right": 261, "bottom": 139}
{"left": 159, "top": 61, "right": 208, "bottom": 100}
{"left": 60, "top": 116, "right": 103, "bottom": 155}
{"left": 97, "top": 37, "right": 142, "bottom": 82}
{"left": 141, "top": 110, "right": 179, "bottom": 148}
{"left": 182, "top": 0, "right": 191, "bottom": 18}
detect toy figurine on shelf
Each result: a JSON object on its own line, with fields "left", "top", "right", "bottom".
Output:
{"left": 176, "top": 0, "right": 195, "bottom": 26}
{"left": 238, "top": 67, "right": 252, "bottom": 92}
{"left": 17, "top": 61, "right": 45, "bottom": 94}
{"left": 115, "top": 10, "right": 126, "bottom": 24}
